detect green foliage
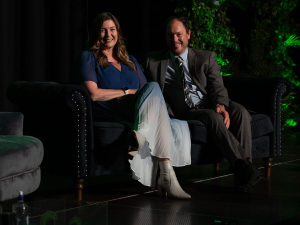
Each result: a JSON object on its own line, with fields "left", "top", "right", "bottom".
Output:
{"left": 175, "top": 0, "right": 241, "bottom": 76}
{"left": 229, "top": 0, "right": 300, "bottom": 79}
{"left": 281, "top": 91, "right": 299, "bottom": 133}
{"left": 244, "top": 0, "right": 300, "bottom": 134}
{"left": 220, "top": 0, "right": 251, "bottom": 11}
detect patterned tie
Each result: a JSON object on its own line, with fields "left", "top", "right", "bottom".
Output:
{"left": 175, "top": 56, "right": 196, "bottom": 109}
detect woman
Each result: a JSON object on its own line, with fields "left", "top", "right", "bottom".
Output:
{"left": 72, "top": 12, "right": 191, "bottom": 199}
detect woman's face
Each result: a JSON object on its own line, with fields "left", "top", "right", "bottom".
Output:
{"left": 99, "top": 20, "right": 118, "bottom": 50}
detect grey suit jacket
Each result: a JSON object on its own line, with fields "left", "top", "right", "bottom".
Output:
{"left": 141, "top": 48, "right": 229, "bottom": 117}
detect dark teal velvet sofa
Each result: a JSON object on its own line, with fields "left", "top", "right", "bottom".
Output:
{"left": 6, "top": 76, "right": 290, "bottom": 200}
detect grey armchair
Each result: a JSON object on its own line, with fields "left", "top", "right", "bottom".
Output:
{"left": 0, "top": 112, "right": 44, "bottom": 212}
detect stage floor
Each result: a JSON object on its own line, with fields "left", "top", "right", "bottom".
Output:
{"left": 2, "top": 135, "right": 300, "bottom": 225}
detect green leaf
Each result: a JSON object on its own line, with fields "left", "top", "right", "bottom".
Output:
{"left": 284, "top": 35, "right": 300, "bottom": 48}
{"left": 228, "top": 0, "right": 251, "bottom": 11}
{"left": 286, "top": 119, "right": 297, "bottom": 127}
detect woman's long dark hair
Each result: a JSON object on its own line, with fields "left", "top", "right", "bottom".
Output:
{"left": 86, "top": 12, "right": 136, "bottom": 70}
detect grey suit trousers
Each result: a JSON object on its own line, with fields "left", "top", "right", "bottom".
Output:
{"left": 179, "top": 101, "right": 252, "bottom": 164}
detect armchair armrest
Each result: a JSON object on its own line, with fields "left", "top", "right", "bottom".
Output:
{"left": 6, "top": 81, "right": 94, "bottom": 178}
{"left": 0, "top": 112, "right": 23, "bottom": 136}
{"left": 223, "top": 76, "right": 291, "bottom": 157}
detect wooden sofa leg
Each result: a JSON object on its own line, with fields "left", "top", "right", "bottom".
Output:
{"left": 75, "top": 179, "right": 84, "bottom": 200}
{"left": 214, "top": 163, "right": 220, "bottom": 176}
{"left": 263, "top": 158, "right": 273, "bottom": 177}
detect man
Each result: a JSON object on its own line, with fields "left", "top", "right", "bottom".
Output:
{"left": 141, "top": 15, "right": 261, "bottom": 192}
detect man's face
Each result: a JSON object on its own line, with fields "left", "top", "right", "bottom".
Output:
{"left": 166, "top": 20, "right": 190, "bottom": 56}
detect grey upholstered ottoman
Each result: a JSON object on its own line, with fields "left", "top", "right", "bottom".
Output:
{"left": 0, "top": 112, "right": 43, "bottom": 209}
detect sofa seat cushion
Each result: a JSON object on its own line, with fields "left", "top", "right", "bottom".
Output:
{"left": 93, "top": 120, "right": 209, "bottom": 146}
{"left": 251, "top": 114, "right": 273, "bottom": 139}
{"left": 0, "top": 136, "right": 43, "bottom": 180}
{"left": 186, "top": 114, "right": 273, "bottom": 144}
{"left": 187, "top": 120, "right": 207, "bottom": 144}
{"left": 93, "top": 122, "right": 131, "bottom": 146}
{"left": 92, "top": 113, "right": 273, "bottom": 146}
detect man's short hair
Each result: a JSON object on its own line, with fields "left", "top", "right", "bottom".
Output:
{"left": 164, "top": 15, "right": 190, "bottom": 33}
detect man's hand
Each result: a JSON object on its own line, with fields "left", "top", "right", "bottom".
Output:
{"left": 116, "top": 94, "right": 135, "bottom": 104}
{"left": 216, "top": 105, "right": 230, "bottom": 129}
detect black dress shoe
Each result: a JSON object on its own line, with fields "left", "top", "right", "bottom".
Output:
{"left": 233, "top": 158, "right": 262, "bottom": 193}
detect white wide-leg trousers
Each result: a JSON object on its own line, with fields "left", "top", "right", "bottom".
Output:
{"left": 129, "top": 82, "right": 191, "bottom": 187}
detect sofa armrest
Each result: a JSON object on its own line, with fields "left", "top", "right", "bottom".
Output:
{"left": 223, "top": 76, "right": 290, "bottom": 114}
{"left": 223, "top": 76, "right": 291, "bottom": 157}
{"left": 6, "top": 81, "right": 94, "bottom": 178}
{"left": 0, "top": 112, "right": 24, "bottom": 136}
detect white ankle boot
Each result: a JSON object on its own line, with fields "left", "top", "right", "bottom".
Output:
{"left": 157, "top": 161, "right": 191, "bottom": 199}
{"left": 126, "top": 130, "right": 146, "bottom": 151}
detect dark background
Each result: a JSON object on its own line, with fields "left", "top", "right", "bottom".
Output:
{"left": 0, "top": 0, "right": 299, "bottom": 112}
{"left": 0, "top": 0, "right": 178, "bottom": 112}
